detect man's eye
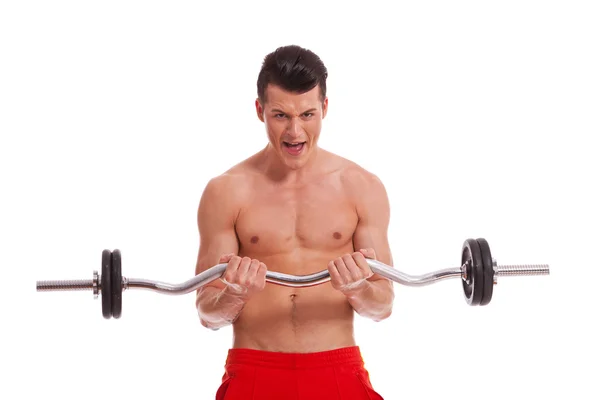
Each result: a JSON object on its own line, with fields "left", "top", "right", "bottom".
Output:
{"left": 303, "top": 113, "right": 313, "bottom": 118}
{"left": 275, "top": 114, "right": 286, "bottom": 119}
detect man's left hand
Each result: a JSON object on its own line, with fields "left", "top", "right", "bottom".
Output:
{"left": 327, "top": 248, "right": 376, "bottom": 295}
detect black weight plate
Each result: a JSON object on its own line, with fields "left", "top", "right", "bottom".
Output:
{"left": 461, "top": 239, "right": 483, "bottom": 306}
{"left": 111, "top": 250, "right": 123, "bottom": 319}
{"left": 477, "top": 238, "right": 494, "bottom": 306}
{"left": 461, "top": 247, "right": 474, "bottom": 304}
{"left": 101, "top": 249, "right": 112, "bottom": 319}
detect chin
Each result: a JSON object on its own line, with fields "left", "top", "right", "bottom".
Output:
{"left": 282, "top": 150, "right": 311, "bottom": 168}
{"left": 279, "top": 155, "right": 303, "bottom": 169}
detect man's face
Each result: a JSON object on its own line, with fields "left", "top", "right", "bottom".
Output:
{"left": 256, "top": 84, "right": 328, "bottom": 170}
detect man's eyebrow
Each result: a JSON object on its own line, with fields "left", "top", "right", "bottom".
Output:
{"left": 270, "top": 108, "right": 318, "bottom": 114}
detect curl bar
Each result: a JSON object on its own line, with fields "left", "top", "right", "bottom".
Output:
{"left": 36, "top": 238, "right": 549, "bottom": 319}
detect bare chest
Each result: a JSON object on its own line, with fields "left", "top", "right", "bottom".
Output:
{"left": 235, "top": 182, "right": 358, "bottom": 256}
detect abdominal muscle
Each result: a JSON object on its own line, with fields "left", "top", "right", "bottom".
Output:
{"left": 231, "top": 251, "right": 357, "bottom": 353}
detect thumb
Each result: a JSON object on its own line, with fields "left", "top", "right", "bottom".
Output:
{"left": 219, "top": 253, "right": 235, "bottom": 263}
{"left": 359, "top": 248, "right": 376, "bottom": 260}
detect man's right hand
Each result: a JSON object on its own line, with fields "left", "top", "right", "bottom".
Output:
{"left": 219, "top": 254, "right": 268, "bottom": 301}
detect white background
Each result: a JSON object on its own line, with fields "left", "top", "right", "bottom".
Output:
{"left": 1, "top": 1, "right": 599, "bottom": 399}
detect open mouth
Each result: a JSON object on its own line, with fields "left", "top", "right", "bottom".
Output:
{"left": 283, "top": 141, "right": 306, "bottom": 155}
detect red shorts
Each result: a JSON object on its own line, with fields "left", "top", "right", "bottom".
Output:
{"left": 215, "top": 346, "right": 384, "bottom": 399}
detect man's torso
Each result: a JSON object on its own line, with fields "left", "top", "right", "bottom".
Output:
{"left": 229, "top": 150, "right": 361, "bottom": 352}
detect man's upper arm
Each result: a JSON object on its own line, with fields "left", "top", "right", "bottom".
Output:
{"left": 350, "top": 170, "right": 394, "bottom": 283}
{"left": 194, "top": 174, "right": 241, "bottom": 294}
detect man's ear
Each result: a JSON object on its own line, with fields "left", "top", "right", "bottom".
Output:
{"left": 255, "top": 98, "right": 265, "bottom": 122}
{"left": 322, "top": 97, "right": 329, "bottom": 118}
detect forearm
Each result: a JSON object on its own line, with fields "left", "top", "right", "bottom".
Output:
{"left": 345, "top": 281, "right": 394, "bottom": 322}
{"left": 196, "top": 286, "right": 247, "bottom": 330}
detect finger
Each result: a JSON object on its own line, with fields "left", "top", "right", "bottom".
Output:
{"left": 236, "top": 256, "right": 252, "bottom": 284}
{"left": 246, "top": 259, "right": 260, "bottom": 286}
{"left": 343, "top": 254, "right": 364, "bottom": 282}
{"left": 223, "top": 256, "right": 241, "bottom": 282}
{"left": 352, "top": 252, "right": 374, "bottom": 278}
{"left": 334, "top": 257, "right": 352, "bottom": 283}
{"left": 327, "top": 260, "right": 343, "bottom": 288}
{"left": 256, "top": 263, "right": 268, "bottom": 289}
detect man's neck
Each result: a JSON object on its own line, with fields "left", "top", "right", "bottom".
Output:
{"left": 260, "top": 144, "right": 322, "bottom": 186}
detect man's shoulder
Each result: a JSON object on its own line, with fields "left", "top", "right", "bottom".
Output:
{"left": 204, "top": 172, "right": 247, "bottom": 196}
{"left": 324, "top": 151, "right": 389, "bottom": 213}
{"left": 203, "top": 158, "right": 257, "bottom": 198}
{"left": 326, "top": 151, "right": 384, "bottom": 190}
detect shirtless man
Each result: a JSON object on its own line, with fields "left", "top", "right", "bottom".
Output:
{"left": 195, "top": 45, "right": 395, "bottom": 399}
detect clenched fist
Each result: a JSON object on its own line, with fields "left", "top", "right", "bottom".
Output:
{"left": 219, "top": 254, "right": 268, "bottom": 301}
{"left": 327, "top": 249, "right": 376, "bottom": 295}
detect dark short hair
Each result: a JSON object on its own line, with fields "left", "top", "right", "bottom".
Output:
{"left": 257, "top": 45, "right": 328, "bottom": 105}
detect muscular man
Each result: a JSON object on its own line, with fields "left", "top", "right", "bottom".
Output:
{"left": 195, "top": 45, "right": 394, "bottom": 399}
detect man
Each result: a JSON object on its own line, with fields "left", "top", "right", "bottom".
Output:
{"left": 195, "top": 44, "right": 394, "bottom": 399}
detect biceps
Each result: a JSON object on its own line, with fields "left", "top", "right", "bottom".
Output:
{"left": 353, "top": 222, "right": 394, "bottom": 283}
{"left": 354, "top": 222, "right": 390, "bottom": 257}
{"left": 196, "top": 232, "right": 238, "bottom": 290}
{"left": 197, "top": 229, "right": 239, "bottom": 269}
{"left": 353, "top": 222, "right": 378, "bottom": 250}
{"left": 194, "top": 226, "right": 240, "bottom": 297}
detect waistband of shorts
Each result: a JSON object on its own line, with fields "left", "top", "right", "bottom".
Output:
{"left": 225, "top": 346, "right": 364, "bottom": 369}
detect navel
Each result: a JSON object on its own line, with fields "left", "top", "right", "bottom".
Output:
{"left": 333, "top": 232, "right": 342, "bottom": 240}
{"left": 290, "top": 294, "right": 298, "bottom": 332}
{"left": 250, "top": 235, "right": 259, "bottom": 244}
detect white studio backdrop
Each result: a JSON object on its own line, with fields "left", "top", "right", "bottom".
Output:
{"left": 1, "top": 1, "right": 599, "bottom": 399}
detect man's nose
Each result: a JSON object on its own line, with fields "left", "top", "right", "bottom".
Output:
{"left": 287, "top": 118, "right": 302, "bottom": 137}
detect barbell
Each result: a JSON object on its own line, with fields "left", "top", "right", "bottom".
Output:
{"left": 36, "top": 238, "right": 549, "bottom": 319}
